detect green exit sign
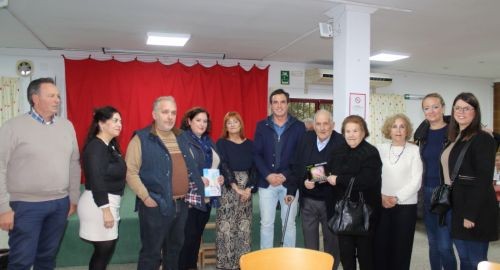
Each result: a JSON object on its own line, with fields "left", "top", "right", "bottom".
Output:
{"left": 280, "top": 70, "right": 290, "bottom": 85}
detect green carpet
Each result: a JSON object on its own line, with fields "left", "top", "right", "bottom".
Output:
{"left": 56, "top": 186, "right": 303, "bottom": 267}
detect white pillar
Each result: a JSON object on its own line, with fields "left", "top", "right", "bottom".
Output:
{"left": 326, "top": 4, "right": 376, "bottom": 130}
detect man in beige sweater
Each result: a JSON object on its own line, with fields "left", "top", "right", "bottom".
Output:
{"left": 0, "top": 78, "right": 81, "bottom": 270}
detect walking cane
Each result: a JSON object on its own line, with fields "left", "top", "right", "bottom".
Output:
{"left": 280, "top": 196, "right": 294, "bottom": 247}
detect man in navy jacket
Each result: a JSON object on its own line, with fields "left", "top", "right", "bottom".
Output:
{"left": 253, "top": 89, "right": 305, "bottom": 248}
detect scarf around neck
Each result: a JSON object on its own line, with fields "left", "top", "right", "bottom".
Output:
{"left": 188, "top": 130, "right": 213, "bottom": 169}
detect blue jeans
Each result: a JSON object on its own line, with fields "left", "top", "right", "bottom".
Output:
{"left": 259, "top": 185, "right": 299, "bottom": 248}
{"left": 137, "top": 199, "right": 188, "bottom": 270}
{"left": 453, "top": 239, "right": 488, "bottom": 270}
{"left": 8, "top": 197, "right": 70, "bottom": 270}
{"left": 423, "top": 186, "right": 457, "bottom": 270}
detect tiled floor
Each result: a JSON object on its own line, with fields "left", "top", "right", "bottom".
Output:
{"left": 57, "top": 220, "right": 500, "bottom": 270}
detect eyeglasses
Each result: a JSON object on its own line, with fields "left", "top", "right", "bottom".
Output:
{"left": 422, "top": 105, "right": 442, "bottom": 112}
{"left": 453, "top": 106, "right": 474, "bottom": 113}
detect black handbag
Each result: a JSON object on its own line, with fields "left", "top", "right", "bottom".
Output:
{"left": 328, "top": 177, "right": 372, "bottom": 235}
{"left": 430, "top": 138, "right": 472, "bottom": 216}
{"left": 430, "top": 184, "right": 452, "bottom": 215}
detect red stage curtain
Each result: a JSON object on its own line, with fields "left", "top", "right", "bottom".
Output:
{"left": 65, "top": 59, "right": 268, "bottom": 156}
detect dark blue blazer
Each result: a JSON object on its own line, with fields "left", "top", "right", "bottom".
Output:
{"left": 253, "top": 115, "right": 305, "bottom": 195}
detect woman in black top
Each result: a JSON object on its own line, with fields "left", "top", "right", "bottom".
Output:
{"left": 327, "top": 115, "right": 382, "bottom": 270}
{"left": 414, "top": 93, "right": 457, "bottom": 270}
{"left": 441, "top": 93, "right": 497, "bottom": 270}
{"left": 77, "top": 106, "right": 126, "bottom": 270}
{"left": 215, "top": 111, "right": 255, "bottom": 270}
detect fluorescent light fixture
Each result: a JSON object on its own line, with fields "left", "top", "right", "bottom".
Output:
{"left": 370, "top": 52, "right": 409, "bottom": 62}
{"left": 147, "top": 32, "right": 191, "bottom": 47}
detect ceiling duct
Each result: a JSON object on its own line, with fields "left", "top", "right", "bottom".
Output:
{"left": 305, "top": 68, "right": 392, "bottom": 88}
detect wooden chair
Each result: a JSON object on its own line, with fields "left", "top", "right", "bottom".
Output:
{"left": 478, "top": 261, "right": 500, "bottom": 270}
{"left": 239, "top": 247, "right": 334, "bottom": 270}
{"left": 198, "top": 222, "right": 217, "bottom": 267}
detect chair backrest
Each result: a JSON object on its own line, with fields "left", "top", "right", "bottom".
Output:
{"left": 239, "top": 247, "right": 334, "bottom": 270}
{"left": 478, "top": 261, "right": 500, "bottom": 270}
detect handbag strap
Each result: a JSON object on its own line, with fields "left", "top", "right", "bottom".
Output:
{"left": 344, "top": 177, "right": 355, "bottom": 199}
{"left": 450, "top": 137, "right": 473, "bottom": 183}
{"left": 358, "top": 191, "right": 365, "bottom": 203}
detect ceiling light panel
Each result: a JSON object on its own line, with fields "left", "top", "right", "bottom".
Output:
{"left": 370, "top": 52, "right": 409, "bottom": 62}
{"left": 147, "top": 32, "right": 191, "bottom": 47}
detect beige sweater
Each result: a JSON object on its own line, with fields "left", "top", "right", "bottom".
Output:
{"left": 0, "top": 114, "right": 81, "bottom": 213}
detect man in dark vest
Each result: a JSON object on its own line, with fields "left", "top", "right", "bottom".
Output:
{"left": 125, "top": 96, "right": 204, "bottom": 270}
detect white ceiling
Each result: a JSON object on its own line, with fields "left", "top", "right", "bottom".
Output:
{"left": 1, "top": 0, "right": 500, "bottom": 79}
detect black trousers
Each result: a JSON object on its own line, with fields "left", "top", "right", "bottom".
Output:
{"left": 178, "top": 205, "right": 211, "bottom": 270}
{"left": 338, "top": 233, "right": 374, "bottom": 270}
{"left": 373, "top": 204, "right": 417, "bottom": 270}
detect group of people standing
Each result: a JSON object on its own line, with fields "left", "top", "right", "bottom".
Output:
{"left": 0, "top": 78, "right": 250, "bottom": 270}
{"left": 414, "top": 92, "right": 499, "bottom": 270}
{"left": 254, "top": 88, "right": 498, "bottom": 270}
{"left": 252, "top": 89, "right": 498, "bottom": 270}
{"left": 313, "top": 91, "right": 498, "bottom": 270}
{"left": 0, "top": 78, "right": 498, "bottom": 270}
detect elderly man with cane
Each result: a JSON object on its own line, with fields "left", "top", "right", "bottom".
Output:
{"left": 288, "top": 109, "right": 343, "bottom": 269}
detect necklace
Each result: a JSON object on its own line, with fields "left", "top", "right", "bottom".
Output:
{"left": 389, "top": 143, "right": 406, "bottom": 164}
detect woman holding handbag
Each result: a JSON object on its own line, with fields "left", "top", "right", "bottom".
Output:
{"left": 441, "top": 92, "right": 497, "bottom": 270}
{"left": 414, "top": 93, "right": 457, "bottom": 270}
{"left": 326, "top": 115, "right": 382, "bottom": 270}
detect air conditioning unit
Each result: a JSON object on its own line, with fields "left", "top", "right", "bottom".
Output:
{"left": 369, "top": 72, "right": 393, "bottom": 88}
{"left": 305, "top": 68, "right": 392, "bottom": 88}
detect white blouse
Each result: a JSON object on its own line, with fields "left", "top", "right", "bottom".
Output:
{"left": 377, "top": 143, "right": 423, "bottom": 205}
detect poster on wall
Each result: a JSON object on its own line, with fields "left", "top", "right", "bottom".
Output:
{"left": 349, "top": 93, "right": 366, "bottom": 118}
